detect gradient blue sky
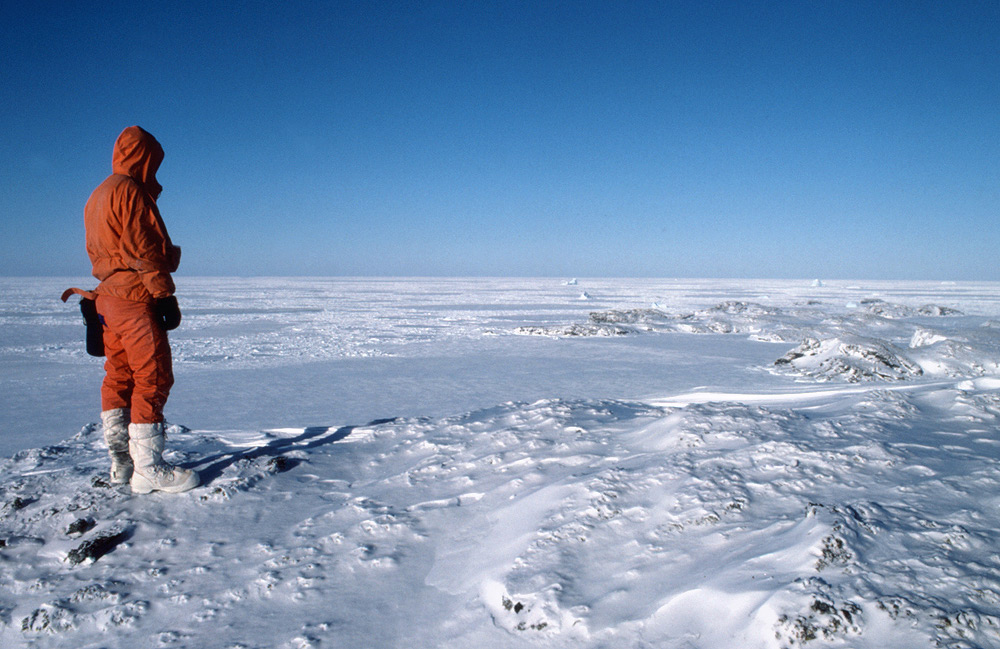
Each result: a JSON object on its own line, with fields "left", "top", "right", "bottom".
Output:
{"left": 2, "top": 1, "right": 997, "bottom": 279}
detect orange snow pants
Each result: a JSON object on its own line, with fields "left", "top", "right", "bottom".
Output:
{"left": 96, "top": 294, "right": 174, "bottom": 424}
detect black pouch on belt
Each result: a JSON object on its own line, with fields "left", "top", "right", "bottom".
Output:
{"left": 80, "top": 298, "right": 105, "bottom": 357}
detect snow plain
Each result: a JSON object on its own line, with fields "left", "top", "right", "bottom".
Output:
{"left": 2, "top": 277, "right": 1000, "bottom": 648}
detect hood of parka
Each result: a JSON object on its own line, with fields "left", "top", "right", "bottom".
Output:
{"left": 112, "top": 126, "right": 164, "bottom": 201}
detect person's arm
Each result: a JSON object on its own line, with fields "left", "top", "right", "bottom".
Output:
{"left": 118, "top": 184, "right": 178, "bottom": 299}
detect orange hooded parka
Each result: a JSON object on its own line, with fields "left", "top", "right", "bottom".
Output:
{"left": 82, "top": 126, "right": 181, "bottom": 303}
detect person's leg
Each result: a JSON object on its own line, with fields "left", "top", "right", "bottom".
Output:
{"left": 96, "top": 295, "right": 133, "bottom": 413}
{"left": 128, "top": 422, "right": 199, "bottom": 494}
{"left": 102, "top": 297, "right": 173, "bottom": 424}
{"left": 97, "top": 295, "right": 196, "bottom": 494}
{"left": 99, "top": 407, "right": 132, "bottom": 484}
{"left": 96, "top": 295, "right": 134, "bottom": 483}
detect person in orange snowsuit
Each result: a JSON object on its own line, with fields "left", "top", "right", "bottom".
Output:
{"left": 67, "top": 126, "right": 198, "bottom": 494}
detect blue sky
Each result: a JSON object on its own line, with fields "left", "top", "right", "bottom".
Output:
{"left": 1, "top": 1, "right": 997, "bottom": 279}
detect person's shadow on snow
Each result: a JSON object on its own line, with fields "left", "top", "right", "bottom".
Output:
{"left": 191, "top": 417, "right": 398, "bottom": 486}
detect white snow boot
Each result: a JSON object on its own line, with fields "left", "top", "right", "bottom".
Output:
{"left": 100, "top": 408, "right": 133, "bottom": 484}
{"left": 128, "top": 422, "right": 200, "bottom": 495}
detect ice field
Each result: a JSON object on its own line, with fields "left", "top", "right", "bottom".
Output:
{"left": 3, "top": 277, "right": 1000, "bottom": 648}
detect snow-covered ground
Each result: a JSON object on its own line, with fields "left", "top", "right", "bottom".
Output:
{"left": 2, "top": 277, "right": 1000, "bottom": 648}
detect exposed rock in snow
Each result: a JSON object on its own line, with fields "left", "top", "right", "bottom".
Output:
{"left": 708, "top": 300, "right": 780, "bottom": 316}
{"left": 514, "top": 323, "right": 633, "bottom": 337}
{"left": 589, "top": 308, "right": 668, "bottom": 325}
{"left": 774, "top": 336, "right": 924, "bottom": 382}
{"left": 858, "top": 299, "right": 918, "bottom": 318}
{"left": 917, "top": 304, "right": 963, "bottom": 316}
{"left": 858, "top": 299, "right": 963, "bottom": 319}
{"left": 66, "top": 525, "right": 132, "bottom": 565}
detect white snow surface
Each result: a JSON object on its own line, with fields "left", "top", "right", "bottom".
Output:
{"left": 3, "top": 277, "right": 1000, "bottom": 648}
